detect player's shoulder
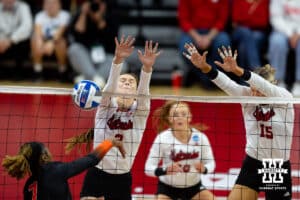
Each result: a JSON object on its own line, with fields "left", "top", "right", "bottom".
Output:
{"left": 157, "top": 129, "right": 173, "bottom": 140}
{"left": 191, "top": 128, "right": 209, "bottom": 141}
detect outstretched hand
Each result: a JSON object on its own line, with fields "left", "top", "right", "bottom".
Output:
{"left": 112, "top": 139, "right": 126, "bottom": 158}
{"left": 183, "top": 43, "right": 211, "bottom": 73}
{"left": 214, "top": 46, "right": 240, "bottom": 74}
{"left": 138, "top": 40, "right": 162, "bottom": 72}
{"left": 114, "top": 35, "right": 135, "bottom": 64}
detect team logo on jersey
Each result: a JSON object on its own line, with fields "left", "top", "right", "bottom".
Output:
{"left": 192, "top": 135, "right": 199, "bottom": 145}
{"left": 170, "top": 149, "right": 199, "bottom": 162}
{"left": 258, "top": 159, "right": 288, "bottom": 191}
{"left": 253, "top": 106, "right": 275, "bottom": 121}
{"left": 107, "top": 114, "right": 133, "bottom": 130}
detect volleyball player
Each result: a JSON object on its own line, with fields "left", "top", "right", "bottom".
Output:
{"left": 145, "top": 101, "right": 216, "bottom": 200}
{"left": 1, "top": 139, "right": 125, "bottom": 200}
{"left": 66, "top": 35, "right": 161, "bottom": 200}
{"left": 183, "top": 44, "right": 294, "bottom": 200}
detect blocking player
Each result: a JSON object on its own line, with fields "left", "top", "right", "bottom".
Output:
{"left": 183, "top": 43, "right": 294, "bottom": 200}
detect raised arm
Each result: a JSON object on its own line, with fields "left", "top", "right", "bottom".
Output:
{"left": 215, "top": 46, "right": 292, "bottom": 97}
{"left": 100, "top": 35, "right": 135, "bottom": 107}
{"left": 136, "top": 41, "right": 161, "bottom": 112}
{"left": 58, "top": 139, "right": 126, "bottom": 179}
{"left": 183, "top": 43, "right": 249, "bottom": 96}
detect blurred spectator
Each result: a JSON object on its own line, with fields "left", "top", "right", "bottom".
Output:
{"left": 231, "top": 0, "right": 269, "bottom": 70}
{"left": 31, "top": 0, "right": 70, "bottom": 81}
{"left": 67, "top": 0, "right": 120, "bottom": 87}
{"left": 24, "top": 0, "right": 71, "bottom": 14}
{"left": 0, "top": 0, "right": 32, "bottom": 79}
{"left": 268, "top": 0, "right": 300, "bottom": 96}
{"left": 178, "top": 0, "right": 231, "bottom": 88}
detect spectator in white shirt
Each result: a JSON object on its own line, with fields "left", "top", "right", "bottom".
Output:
{"left": 31, "top": 0, "right": 70, "bottom": 81}
{"left": 268, "top": 0, "right": 300, "bottom": 96}
{"left": 0, "top": 0, "right": 32, "bottom": 79}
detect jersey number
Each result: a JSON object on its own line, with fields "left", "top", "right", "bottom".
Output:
{"left": 28, "top": 181, "right": 38, "bottom": 200}
{"left": 115, "top": 134, "right": 123, "bottom": 141}
{"left": 260, "top": 124, "right": 273, "bottom": 139}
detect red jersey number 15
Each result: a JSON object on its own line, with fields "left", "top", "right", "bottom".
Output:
{"left": 260, "top": 124, "right": 273, "bottom": 139}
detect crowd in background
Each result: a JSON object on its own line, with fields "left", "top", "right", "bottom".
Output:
{"left": 0, "top": 0, "right": 299, "bottom": 96}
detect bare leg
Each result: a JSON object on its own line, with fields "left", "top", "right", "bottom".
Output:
{"left": 31, "top": 35, "right": 44, "bottom": 72}
{"left": 191, "top": 189, "right": 215, "bottom": 200}
{"left": 228, "top": 184, "right": 258, "bottom": 200}
{"left": 54, "top": 38, "right": 67, "bottom": 72}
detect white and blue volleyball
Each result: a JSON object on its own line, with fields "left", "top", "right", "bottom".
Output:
{"left": 72, "top": 80, "right": 102, "bottom": 110}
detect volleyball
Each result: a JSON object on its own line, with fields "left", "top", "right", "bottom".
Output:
{"left": 72, "top": 80, "right": 102, "bottom": 110}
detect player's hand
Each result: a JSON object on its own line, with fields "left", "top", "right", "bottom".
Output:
{"left": 112, "top": 139, "right": 126, "bottom": 158}
{"left": 214, "top": 46, "right": 239, "bottom": 72}
{"left": 194, "top": 161, "right": 206, "bottom": 173}
{"left": 166, "top": 162, "right": 183, "bottom": 175}
{"left": 113, "top": 35, "right": 135, "bottom": 64}
{"left": 138, "top": 40, "right": 162, "bottom": 73}
{"left": 183, "top": 42, "right": 211, "bottom": 73}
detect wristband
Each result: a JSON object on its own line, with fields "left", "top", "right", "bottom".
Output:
{"left": 154, "top": 167, "right": 167, "bottom": 177}
{"left": 94, "top": 140, "right": 113, "bottom": 159}
{"left": 206, "top": 68, "right": 218, "bottom": 80}
{"left": 203, "top": 167, "right": 208, "bottom": 174}
{"left": 241, "top": 69, "right": 251, "bottom": 81}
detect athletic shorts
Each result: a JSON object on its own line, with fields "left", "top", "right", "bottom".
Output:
{"left": 157, "top": 180, "right": 206, "bottom": 200}
{"left": 236, "top": 155, "right": 292, "bottom": 200}
{"left": 80, "top": 167, "right": 132, "bottom": 200}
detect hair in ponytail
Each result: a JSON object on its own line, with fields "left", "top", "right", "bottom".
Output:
{"left": 65, "top": 128, "right": 94, "bottom": 154}
{"left": 2, "top": 143, "right": 32, "bottom": 180}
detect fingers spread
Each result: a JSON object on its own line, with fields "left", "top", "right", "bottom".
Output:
{"left": 183, "top": 52, "right": 191, "bottom": 60}
{"left": 120, "top": 34, "right": 125, "bottom": 44}
{"left": 153, "top": 42, "right": 159, "bottom": 53}
{"left": 218, "top": 48, "right": 225, "bottom": 59}
{"left": 228, "top": 46, "right": 232, "bottom": 57}
{"left": 233, "top": 50, "right": 238, "bottom": 60}
{"left": 144, "top": 40, "right": 148, "bottom": 55}
{"left": 114, "top": 37, "right": 119, "bottom": 46}
{"left": 214, "top": 61, "right": 223, "bottom": 68}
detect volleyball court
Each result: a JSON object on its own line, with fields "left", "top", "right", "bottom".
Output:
{"left": 0, "top": 86, "right": 299, "bottom": 199}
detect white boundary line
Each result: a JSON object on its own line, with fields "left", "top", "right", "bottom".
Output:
{"left": 1, "top": 85, "right": 300, "bottom": 104}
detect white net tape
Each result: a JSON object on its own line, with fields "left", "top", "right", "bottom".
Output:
{"left": 1, "top": 85, "right": 300, "bottom": 104}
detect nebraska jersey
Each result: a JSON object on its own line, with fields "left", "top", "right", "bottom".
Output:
{"left": 94, "top": 63, "right": 151, "bottom": 174}
{"left": 212, "top": 70, "right": 294, "bottom": 161}
{"left": 145, "top": 128, "right": 215, "bottom": 188}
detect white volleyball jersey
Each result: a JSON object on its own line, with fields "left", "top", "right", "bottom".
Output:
{"left": 94, "top": 62, "right": 151, "bottom": 174}
{"left": 145, "top": 128, "right": 215, "bottom": 188}
{"left": 35, "top": 10, "right": 70, "bottom": 38}
{"left": 212, "top": 71, "right": 294, "bottom": 161}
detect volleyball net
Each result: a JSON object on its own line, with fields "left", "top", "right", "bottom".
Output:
{"left": 0, "top": 86, "right": 299, "bottom": 199}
